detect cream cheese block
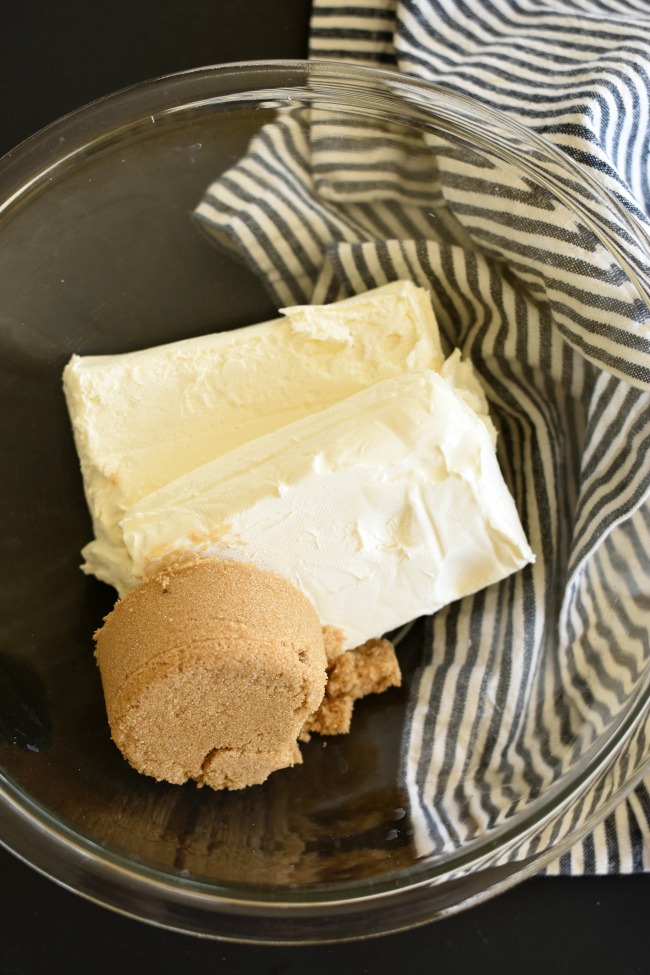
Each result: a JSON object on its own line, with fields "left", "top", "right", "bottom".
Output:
{"left": 122, "top": 370, "right": 534, "bottom": 650}
{"left": 63, "top": 281, "right": 448, "bottom": 593}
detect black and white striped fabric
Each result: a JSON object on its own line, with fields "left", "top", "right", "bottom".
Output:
{"left": 196, "top": 0, "right": 650, "bottom": 875}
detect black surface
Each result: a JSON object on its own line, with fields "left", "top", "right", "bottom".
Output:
{"left": 1, "top": 2, "right": 648, "bottom": 972}
{"left": 0, "top": 842, "right": 648, "bottom": 975}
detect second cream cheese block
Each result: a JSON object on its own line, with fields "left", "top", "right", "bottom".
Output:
{"left": 122, "top": 370, "right": 535, "bottom": 651}
{"left": 63, "top": 281, "right": 446, "bottom": 593}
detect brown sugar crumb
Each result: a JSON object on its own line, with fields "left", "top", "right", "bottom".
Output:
{"left": 301, "top": 695, "right": 355, "bottom": 739}
{"left": 327, "top": 637, "right": 402, "bottom": 700}
{"left": 302, "top": 634, "right": 401, "bottom": 737}
{"left": 322, "top": 624, "right": 346, "bottom": 665}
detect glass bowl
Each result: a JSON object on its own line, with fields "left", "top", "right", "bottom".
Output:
{"left": 0, "top": 60, "right": 648, "bottom": 943}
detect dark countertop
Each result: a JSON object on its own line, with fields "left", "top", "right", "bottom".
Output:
{"left": 1, "top": 3, "right": 648, "bottom": 973}
{"left": 0, "top": 841, "right": 648, "bottom": 975}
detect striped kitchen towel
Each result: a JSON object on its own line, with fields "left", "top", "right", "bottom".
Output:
{"left": 196, "top": 0, "right": 650, "bottom": 875}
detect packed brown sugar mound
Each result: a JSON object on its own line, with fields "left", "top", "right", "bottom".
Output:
{"left": 94, "top": 558, "right": 328, "bottom": 790}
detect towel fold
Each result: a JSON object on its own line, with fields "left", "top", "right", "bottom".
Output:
{"left": 195, "top": 0, "right": 650, "bottom": 875}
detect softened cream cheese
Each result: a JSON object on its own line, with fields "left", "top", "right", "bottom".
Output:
{"left": 121, "top": 371, "right": 534, "bottom": 650}
{"left": 63, "top": 281, "right": 448, "bottom": 592}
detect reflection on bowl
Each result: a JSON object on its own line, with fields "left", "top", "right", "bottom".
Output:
{"left": 0, "top": 60, "right": 648, "bottom": 943}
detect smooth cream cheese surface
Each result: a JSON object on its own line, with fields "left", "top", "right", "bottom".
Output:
{"left": 122, "top": 371, "right": 534, "bottom": 650}
{"left": 62, "top": 281, "right": 447, "bottom": 593}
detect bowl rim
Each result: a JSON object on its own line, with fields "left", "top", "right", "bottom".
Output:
{"left": 3, "top": 58, "right": 650, "bottom": 292}
{"left": 1, "top": 744, "right": 648, "bottom": 943}
{"left": 1, "top": 57, "right": 648, "bottom": 940}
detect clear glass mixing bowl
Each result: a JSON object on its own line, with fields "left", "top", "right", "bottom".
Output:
{"left": 0, "top": 60, "right": 648, "bottom": 943}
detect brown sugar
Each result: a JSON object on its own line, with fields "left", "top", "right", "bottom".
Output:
{"left": 302, "top": 634, "right": 402, "bottom": 737}
{"left": 94, "top": 558, "right": 402, "bottom": 790}
{"left": 94, "top": 558, "right": 327, "bottom": 790}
